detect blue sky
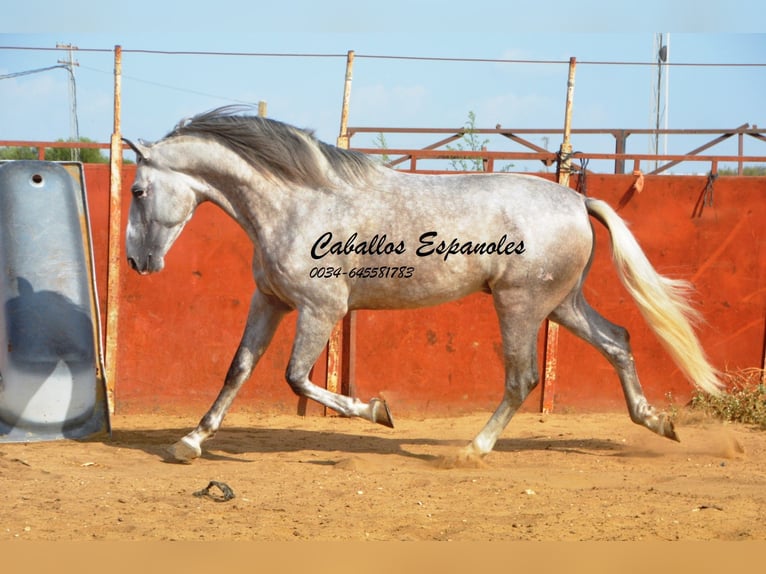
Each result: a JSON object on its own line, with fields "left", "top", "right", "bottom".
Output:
{"left": 1, "top": 1, "right": 765, "bottom": 172}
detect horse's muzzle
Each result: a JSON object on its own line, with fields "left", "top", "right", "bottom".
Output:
{"left": 127, "top": 255, "right": 159, "bottom": 275}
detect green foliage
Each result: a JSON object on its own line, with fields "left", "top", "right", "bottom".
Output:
{"left": 0, "top": 137, "right": 108, "bottom": 163}
{"left": 445, "top": 111, "right": 513, "bottom": 172}
{"left": 718, "top": 165, "right": 766, "bottom": 176}
{"left": 372, "top": 132, "right": 391, "bottom": 165}
{"left": 371, "top": 112, "right": 515, "bottom": 173}
{"left": 666, "top": 369, "right": 766, "bottom": 429}
{"left": 46, "top": 138, "right": 108, "bottom": 163}
{"left": 689, "top": 369, "right": 766, "bottom": 428}
{"left": 446, "top": 111, "right": 490, "bottom": 172}
{"left": 0, "top": 146, "right": 38, "bottom": 160}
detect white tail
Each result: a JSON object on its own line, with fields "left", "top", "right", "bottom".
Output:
{"left": 586, "top": 197, "right": 723, "bottom": 395}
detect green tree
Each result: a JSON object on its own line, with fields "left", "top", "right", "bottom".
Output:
{"left": 0, "top": 137, "right": 108, "bottom": 163}
{"left": 0, "top": 146, "right": 38, "bottom": 160}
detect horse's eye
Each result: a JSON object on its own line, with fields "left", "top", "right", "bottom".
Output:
{"left": 131, "top": 185, "right": 147, "bottom": 199}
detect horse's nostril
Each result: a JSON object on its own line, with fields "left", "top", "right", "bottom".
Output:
{"left": 127, "top": 257, "right": 138, "bottom": 271}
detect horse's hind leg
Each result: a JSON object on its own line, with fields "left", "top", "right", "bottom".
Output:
{"left": 167, "top": 290, "right": 289, "bottom": 462}
{"left": 550, "top": 288, "right": 678, "bottom": 441}
{"left": 285, "top": 307, "right": 394, "bottom": 427}
{"left": 464, "top": 291, "right": 543, "bottom": 459}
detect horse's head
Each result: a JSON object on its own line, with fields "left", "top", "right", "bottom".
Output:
{"left": 123, "top": 138, "right": 200, "bottom": 274}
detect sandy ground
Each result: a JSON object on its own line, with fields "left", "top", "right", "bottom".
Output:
{"left": 1, "top": 410, "right": 764, "bottom": 542}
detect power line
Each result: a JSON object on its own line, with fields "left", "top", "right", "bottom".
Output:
{"left": 0, "top": 46, "right": 112, "bottom": 54}
{"left": 125, "top": 49, "right": 347, "bottom": 58}
{"left": 57, "top": 43, "right": 80, "bottom": 161}
{"left": 79, "top": 64, "right": 261, "bottom": 105}
{"left": 1, "top": 45, "right": 765, "bottom": 67}
{"left": 0, "top": 64, "right": 69, "bottom": 80}
{"left": 355, "top": 54, "right": 766, "bottom": 67}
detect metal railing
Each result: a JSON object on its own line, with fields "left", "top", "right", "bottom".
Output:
{"left": 347, "top": 125, "right": 766, "bottom": 175}
{"left": 2, "top": 125, "right": 766, "bottom": 175}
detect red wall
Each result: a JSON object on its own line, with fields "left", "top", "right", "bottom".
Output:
{"left": 83, "top": 165, "right": 765, "bottom": 416}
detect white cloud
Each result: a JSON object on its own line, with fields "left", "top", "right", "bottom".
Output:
{"left": 350, "top": 83, "right": 428, "bottom": 124}
{"left": 0, "top": 71, "right": 71, "bottom": 140}
{"left": 478, "top": 92, "right": 559, "bottom": 128}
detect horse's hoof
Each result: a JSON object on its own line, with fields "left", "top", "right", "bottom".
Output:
{"left": 370, "top": 398, "right": 394, "bottom": 428}
{"left": 660, "top": 415, "right": 680, "bottom": 442}
{"left": 648, "top": 413, "right": 679, "bottom": 442}
{"left": 167, "top": 437, "right": 202, "bottom": 463}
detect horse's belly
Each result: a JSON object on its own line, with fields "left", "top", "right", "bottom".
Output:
{"left": 349, "top": 278, "right": 489, "bottom": 310}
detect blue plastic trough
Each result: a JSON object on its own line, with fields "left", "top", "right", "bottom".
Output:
{"left": 0, "top": 161, "right": 110, "bottom": 442}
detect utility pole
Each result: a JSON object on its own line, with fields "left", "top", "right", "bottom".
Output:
{"left": 651, "top": 33, "right": 670, "bottom": 171}
{"left": 57, "top": 42, "right": 80, "bottom": 161}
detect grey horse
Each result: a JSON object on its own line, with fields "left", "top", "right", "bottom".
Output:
{"left": 123, "top": 106, "right": 721, "bottom": 463}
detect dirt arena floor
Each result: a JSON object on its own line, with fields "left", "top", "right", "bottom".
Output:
{"left": 1, "top": 410, "right": 764, "bottom": 542}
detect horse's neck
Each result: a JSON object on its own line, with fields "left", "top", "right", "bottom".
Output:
{"left": 168, "top": 139, "right": 286, "bottom": 239}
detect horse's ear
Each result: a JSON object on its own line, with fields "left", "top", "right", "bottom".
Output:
{"left": 122, "top": 137, "right": 151, "bottom": 161}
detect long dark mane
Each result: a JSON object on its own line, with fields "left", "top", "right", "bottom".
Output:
{"left": 165, "top": 106, "right": 377, "bottom": 188}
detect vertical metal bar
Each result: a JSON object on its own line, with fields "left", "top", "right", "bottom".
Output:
{"left": 558, "top": 57, "right": 577, "bottom": 187}
{"left": 762, "top": 317, "right": 766, "bottom": 386}
{"left": 341, "top": 311, "right": 357, "bottom": 398}
{"left": 542, "top": 56, "right": 577, "bottom": 415}
{"left": 324, "top": 50, "right": 356, "bottom": 408}
{"left": 325, "top": 326, "right": 342, "bottom": 404}
{"left": 541, "top": 325, "right": 559, "bottom": 414}
{"left": 738, "top": 131, "right": 744, "bottom": 176}
{"left": 104, "top": 45, "right": 123, "bottom": 414}
{"left": 614, "top": 130, "right": 627, "bottom": 174}
{"left": 337, "top": 50, "right": 354, "bottom": 149}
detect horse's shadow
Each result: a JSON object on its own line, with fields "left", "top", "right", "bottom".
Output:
{"left": 92, "top": 424, "right": 629, "bottom": 465}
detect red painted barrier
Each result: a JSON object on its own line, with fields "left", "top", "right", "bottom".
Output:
{"left": 82, "top": 165, "right": 765, "bottom": 416}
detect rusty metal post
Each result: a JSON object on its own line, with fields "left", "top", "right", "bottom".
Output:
{"left": 738, "top": 130, "right": 744, "bottom": 176}
{"left": 322, "top": 50, "right": 357, "bottom": 409}
{"left": 325, "top": 323, "right": 342, "bottom": 402}
{"left": 613, "top": 130, "right": 627, "bottom": 174}
{"left": 104, "top": 45, "right": 123, "bottom": 413}
{"left": 541, "top": 57, "right": 577, "bottom": 415}
{"left": 558, "top": 57, "right": 577, "bottom": 187}
{"left": 762, "top": 318, "right": 766, "bottom": 385}
{"left": 337, "top": 50, "right": 354, "bottom": 149}
{"left": 341, "top": 311, "right": 357, "bottom": 398}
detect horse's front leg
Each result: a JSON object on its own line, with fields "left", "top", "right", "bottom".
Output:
{"left": 167, "top": 290, "right": 288, "bottom": 462}
{"left": 285, "top": 306, "right": 394, "bottom": 427}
